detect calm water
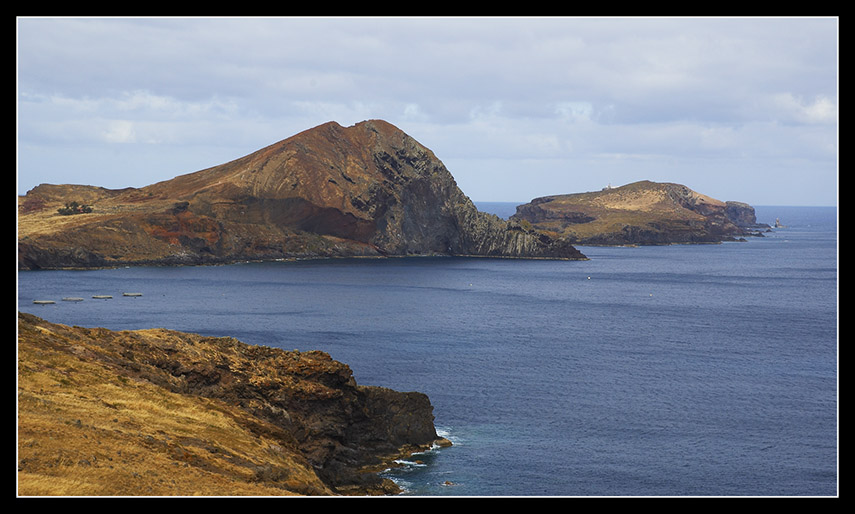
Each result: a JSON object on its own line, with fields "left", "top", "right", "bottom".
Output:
{"left": 17, "top": 205, "right": 838, "bottom": 496}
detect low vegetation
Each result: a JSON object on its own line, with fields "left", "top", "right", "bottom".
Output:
{"left": 57, "top": 201, "right": 93, "bottom": 216}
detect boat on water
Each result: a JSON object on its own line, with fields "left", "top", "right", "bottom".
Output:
{"left": 33, "top": 300, "right": 55, "bottom": 305}
{"left": 62, "top": 297, "right": 84, "bottom": 302}
{"left": 123, "top": 293, "right": 143, "bottom": 297}
{"left": 92, "top": 295, "right": 113, "bottom": 299}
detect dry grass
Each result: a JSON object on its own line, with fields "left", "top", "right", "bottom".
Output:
{"left": 17, "top": 321, "right": 333, "bottom": 496}
{"left": 18, "top": 186, "right": 173, "bottom": 239}
{"left": 521, "top": 181, "right": 724, "bottom": 241}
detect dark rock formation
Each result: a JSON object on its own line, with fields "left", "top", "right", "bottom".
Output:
{"left": 725, "top": 201, "right": 770, "bottom": 229}
{"left": 18, "top": 120, "right": 585, "bottom": 269}
{"left": 512, "top": 180, "right": 768, "bottom": 246}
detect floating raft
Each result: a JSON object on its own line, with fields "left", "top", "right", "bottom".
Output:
{"left": 62, "top": 297, "right": 85, "bottom": 302}
{"left": 33, "top": 300, "right": 55, "bottom": 305}
{"left": 92, "top": 295, "right": 113, "bottom": 299}
{"left": 122, "top": 292, "right": 143, "bottom": 297}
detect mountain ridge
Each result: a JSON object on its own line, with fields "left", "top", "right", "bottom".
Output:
{"left": 18, "top": 120, "right": 586, "bottom": 269}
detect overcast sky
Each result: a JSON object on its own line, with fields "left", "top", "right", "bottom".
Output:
{"left": 17, "top": 17, "right": 838, "bottom": 206}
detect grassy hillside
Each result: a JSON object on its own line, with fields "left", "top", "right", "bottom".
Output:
{"left": 17, "top": 313, "right": 441, "bottom": 496}
{"left": 17, "top": 313, "right": 333, "bottom": 496}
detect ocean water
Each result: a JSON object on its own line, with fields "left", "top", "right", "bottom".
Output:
{"left": 17, "top": 205, "right": 838, "bottom": 497}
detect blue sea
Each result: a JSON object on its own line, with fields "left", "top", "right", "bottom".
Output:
{"left": 17, "top": 204, "right": 838, "bottom": 497}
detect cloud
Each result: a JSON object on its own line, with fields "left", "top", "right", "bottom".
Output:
{"left": 16, "top": 16, "right": 838, "bottom": 205}
{"left": 770, "top": 93, "right": 837, "bottom": 124}
{"left": 555, "top": 102, "right": 594, "bottom": 123}
{"left": 102, "top": 120, "right": 136, "bottom": 143}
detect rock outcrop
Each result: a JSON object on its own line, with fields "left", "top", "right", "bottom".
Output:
{"left": 18, "top": 120, "right": 585, "bottom": 270}
{"left": 17, "top": 312, "right": 448, "bottom": 496}
{"left": 512, "top": 180, "right": 769, "bottom": 246}
{"left": 724, "top": 201, "right": 769, "bottom": 229}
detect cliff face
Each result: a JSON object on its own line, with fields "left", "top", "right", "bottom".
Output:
{"left": 18, "top": 120, "right": 585, "bottom": 269}
{"left": 512, "top": 181, "right": 769, "bottom": 246}
{"left": 17, "top": 312, "right": 447, "bottom": 496}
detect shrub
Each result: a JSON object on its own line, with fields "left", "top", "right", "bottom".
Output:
{"left": 57, "top": 201, "right": 93, "bottom": 216}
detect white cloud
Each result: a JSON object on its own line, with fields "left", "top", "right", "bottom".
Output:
{"left": 771, "top": 93, "right": 837, "bottom": 124}
{"left": 19, "top": 90, "right": 243, "bottom": 146}
{"left": 102, "top": 120, "right": 136, "bottom": 143}
{"left": 16, "top": 16, "right": 838, "bottom": 206}
{"left": 402, "top": 103, "right": 429, "bottom": 122}
{"left": 555, "top": 102, "right": 594, "bottom": 123}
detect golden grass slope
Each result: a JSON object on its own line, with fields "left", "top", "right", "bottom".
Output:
{"left": 512, "top": 180, "right": 752, "bottom": 245}
{"left": 17, "top": 313, "right": 336, "bottom": 496}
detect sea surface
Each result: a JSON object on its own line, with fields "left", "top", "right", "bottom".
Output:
{"left": 17, "top": 205, "right": 838, "bottom": 497}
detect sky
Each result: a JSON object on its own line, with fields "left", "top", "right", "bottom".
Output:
{"left": 17, "top": 17, "right": 838, "bottom": 206}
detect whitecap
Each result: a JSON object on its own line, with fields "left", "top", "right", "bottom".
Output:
{"left": 393, "top": 459, "right": 427, "bottom": 467}
{"left": 381, "top": 475, "right": 412, "bottom": 495}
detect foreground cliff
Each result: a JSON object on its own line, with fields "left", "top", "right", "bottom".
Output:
{"left": 18, "top": 120, "right": 585, "bottom": 270}
{"left": 512, "top": 181, "right": 770, "bottom": 246}
{"left": 17, "top": 312, "right": 449, "bottom": 496}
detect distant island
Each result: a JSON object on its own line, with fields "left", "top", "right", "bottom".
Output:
{"left": 512, "top": 180, "right": 770, "bottom": 246}
{"left": 18, "top": 120, "right": 585, "bottom": 270}
{"left": 17, "top": 312, "right": 450, "bottom": 496}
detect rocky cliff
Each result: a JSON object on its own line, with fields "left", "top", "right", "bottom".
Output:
{"left": 17, "top": 312, "right": 449, "bottom": 496}
{"left": 18, "top": 120, "right": 585, "bottom": 270}
{"left": 512, "top": 181, "right": 769, "bottom": 246}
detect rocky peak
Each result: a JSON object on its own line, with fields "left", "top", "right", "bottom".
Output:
{"left": 18, "top": 120, "right": 585, "bottom": 269}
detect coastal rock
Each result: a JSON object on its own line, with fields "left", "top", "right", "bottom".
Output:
{"left": 17, "top": 312, "right": 447, "bottom": 495}
{"left": 18, "top": 120, "right": 585, "bottom": 269}
{"left": 725, "top": 201, "right": 770, "bottom": 229}
{"left": 512, "top": 180, "right": 768, "bottom": 246}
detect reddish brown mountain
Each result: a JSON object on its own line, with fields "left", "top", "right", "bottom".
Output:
{"left": 18, "top": 120, "right": 585, "bottom": 269}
